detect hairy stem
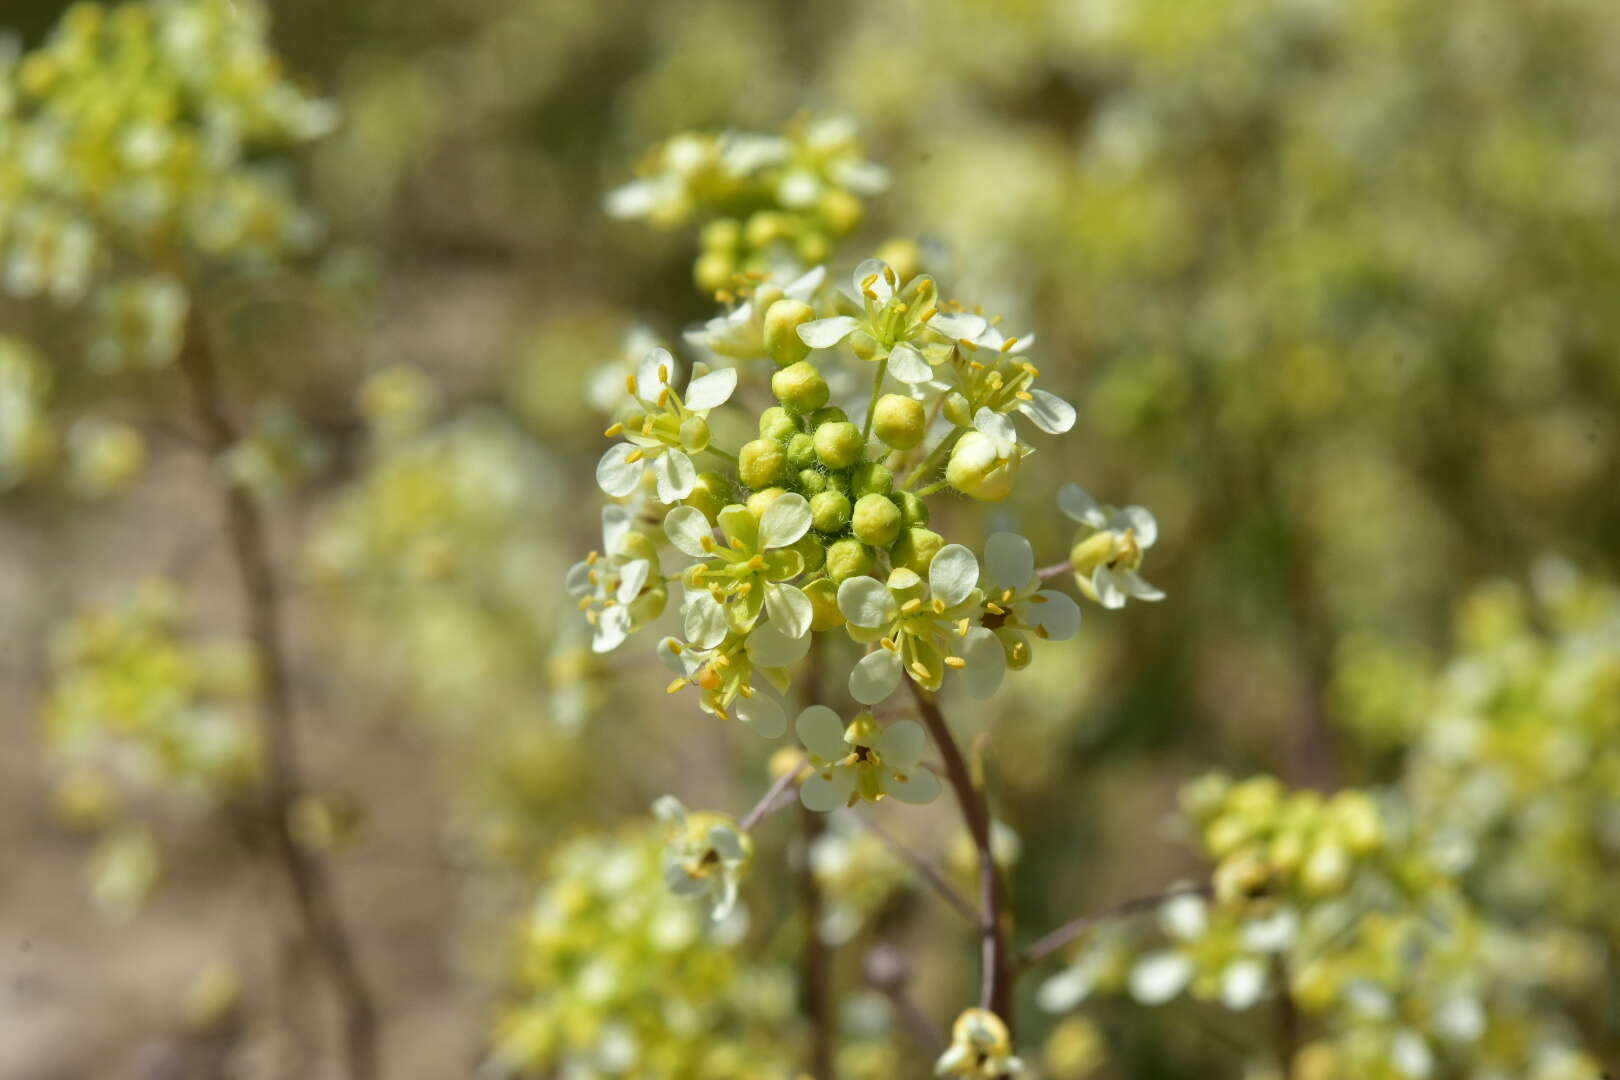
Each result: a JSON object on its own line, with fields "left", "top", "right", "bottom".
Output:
{"left": 861, "top": 356, "right": 889, "bottom": 443}
{"left": 905, "top": 679, "right": 1013, "bottom": 1025}
{"left": 901, "top": 428, "right": 962, "bottom": 491}
{"left": 177, "top": 309, "right": 379, "bottom": 1080}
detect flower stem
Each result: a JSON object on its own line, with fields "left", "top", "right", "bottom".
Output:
{"left": 177, "top": 308, "right": 380, "bottom": 1080}
{"left": 915, "top": 478, "right": 952, "bottom": 498}
{"left": 800, "top": 638, "right": 837, "bottom": 1079}
{"left": 739, "top": 757, "right": 805, "bottom": 832}
{"left": 703, "top": 445, "right": 738, "bottom": 464}
{"left": 847, "top": 810, "right": 978, "bottom": 925}
{"left": 861, "top": 356, "right": 889, "bottom": 443}
{"left": 905, "top": 679, "right": 1014, "bottom": 1026}
{"left": 1036, "top": 561, "right": 1072, "bottom": 581}
{"left": 901, "top": 428, "right": 961, "bottom": 491}
{"left": 1274, "top": 955, "right": 1301, "bottom": 1079}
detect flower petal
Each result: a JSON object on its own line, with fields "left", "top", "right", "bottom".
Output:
{"left": 602, "top": 504, "right": 633, "bottom": 554}
{"left": 850, "top": 647, "right": 903, "bottom": 705}
{"left": 636, "top": 348, "right": 675, "bottom": 400}
{"left": 785, "top": 265, "right": 826, "bottom": 300}
{"left": 564, "top": 559, "right": 593, "bottom": 598}
{"left": 1016, "top": 387, "right": 1076, "bottom": 434}
{"left": 1092, "top": 567, "right": 1127, "bottom": 609}
{"left": 759, "top": 493, "right": 812, "bottom": 548}
{"left": 887, "top": 342, "right": 931, "bottom": 384}
{"left": 746, "top": 618, "right": 811, "bottom": 668}
{"left": 596, "top": 443, "right": 644, "bottom": 497}
{"left": 875, "top": 719, "right": 927, "bottom": 769}
{"left": 683, "top": 368, "right": 737, "bottom": 411}
{"left": 797, "top": 316, "right": 859, "bottom": 349}
{"left": 764, "top": 583, "right": 813, "bottom": 640}
{"left": 735, "top": 694, "right": 787, "bottom": 739}
{"left": 615, "top": 558, "right": 650, "bottom": 604}
{"left": 708, "top": 824, "right": 747, "bottom": 861}
{"left": 1220, "top": 960, "right": 1268, "bottom": 1011}
{"left": 664, "top": 505, "right": 714, "bottom": 558}
{"left": 961, "top": 627, "right": 1007, "bottom": 700}
{"left": 593, "top": 605, "right": 631, "bottom": 653}
{"left": 974, "top": 408, "right": 1018, "bottom": 445}
{"left": 886, "top": 766, "right": 941, "bottom": 806}
{"left": 684, "top": 592, "right": 729, "bottom": 649}
{"left": 1129, "top": 952, "right": 1193, "bottom": 1006}
{"left": 796, "top": 705, "right": 847, "bottom": 761}
{"left": 851, "top": 258, "right": 893, "bottom": 304}
{"left": 653, "top": 449, "right": 697, "bottom": 503}
{"left": 837, "top": 576, "right": 898, "bottom": 629}
{"left": 984, "top": 532, "right": 1034, "bottom": 588}
{"left": 1057, "top": 483, "right": 1106, "bottom": 528}
{"left": 800, "top": 768, "right": 855, "bottom": 813}
{"left": 651, "top": 794, "right": 687, "bottom": 826}
{"left": 928, "top": 544, "right": 980, "bottom": 608}
{"left": 657, "top": 636, "right": 692, "bottom": 675}
{"left": 929, "top": 311, "right": 988, "bottom": 340}
{"left": 1120, "top": 505, "right": 1159, "bottom": 548}
{"left": 1030, "top": 590, "right": 1082, "bottom": 641}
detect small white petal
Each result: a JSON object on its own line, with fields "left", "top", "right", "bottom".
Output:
{"left": 636, "top": 348, "right": 674, "bottom": 400}
{"left": 605, "top": 180, "right": 657, "bottom": 219}
{"left": 1240, "top": 908, "right": 1299, "bottom": 953}
{"left": 565, "top": 560, "right": 593, "bottom": 598}
{"left": 745, "top": 619, "right": 811, "bottom": 668}
{"left": 1129, "top": 952, "right": 1193, "bottom": 1006}
{"left": 875, "top": 720, "right": 928, "bottom": 769}
{"left": 657, "top": 636, "right": 696, "bottom": 676}
{"left": 796, "top": 705, "right": 848, "bottom": 761}
{"left": 886, "top": 766, "right": 941, "bottom": 806}
{"left": 616, "top": 559, "right": 650, "bottom": 604}
{"left": 1057, "top": 484, "right": 1107, "bottom": 528}
{"left": 887, "top": 342, "right": 931, "bottom": 384}
{"left": 651, "top": 795, "right": 687, "bottom": 826}
{"left": 928, "top": 311, "right": 988, "bottom": 339}
{"left": 800, "top": 768, "right": 855, "bottom": 812}
{"left": 708, "top": 824, "right": 747, "bottom": 861}
{"left": 664, "top": 506, "right": 714, "bottom": 558}
{"left": 974, "top": 408, "right": 1018, "bottom": 445}
{"left": 1159, "top": 893, "right": 1209, "bottom": 940}
{"left": 1116, "top": 570, "right": 1165, "bottom": 603}
{"left": 759, "top": 493, "right": 812, "bottom": 548}
{"left": 961, "top": 627, "right": 1007, "bottom": 700}
{"left": 1030, "top": 590, "right": 1082, "bottom": 641}
{"left": 1016, "top": 388, "right": 1076, "bottom": 434}
{"left": 797, "top": 316, "right": 859, "bottom": 349}
{"left": 1219, "top": 960, "right": 1268, "bottom": 1011}
{"left": 684, "top": 592, "right": 728, "bottom": 649}
{"left": 665, "top": 861, "right": 708, "bottom": 896}
{"left": 928, "top": 545, "right": 980, "bottom": 608}
{"left": 1120, "top": 505, "right": 1159, "bottom": 548}
{"left": 596, "top": 443, "right": 644, "bottom": 497}
{"left": 683, "top": 368, "right": 737, "bottom": 411}
{"left": 849, "top": 648, "right": 903, "bottom": 705}
{"left": 735, "top": 694, "right": 787, "bottom": 739}
{"left": 601, "top": 504, "right": 633, "bottom": 554}
{"left": 593, "top": 606, "right": 631, "bottom": 653}
{"left": 1036, "top": 967, "right": 1094, "bottom": 1013}
{"left": 1092, "top": 567, "right": 1128, "bottom": 609}
{"left": 653, "top": 449, "right": 697, "bottom": 503}
{"left": 984, "top": 532, "right": 1034, "bottom": 588}
{"left": 764, "top": 583, "right": 813, "bottom": 640}
{"left": 785, "top": 265, "right": 826, "bottom": 300}
{"left": 851, "top": 258, "right": 893, "bottom": 304}
{"left": 837, "top": 576, "right": 898, "bottom": 628}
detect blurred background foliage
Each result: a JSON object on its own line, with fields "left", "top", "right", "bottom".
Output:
{"left": 3, "top": 0, "right": 1619, "bottom": 1077}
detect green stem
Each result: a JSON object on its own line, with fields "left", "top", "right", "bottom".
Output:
{"left": 861, "top": 356, "right": 888, "bottom": 443}
{"left": 901, "top": 429, "right": 962, "bottom": 492}
{"left": 703, "top": 445, "right": 738, "bottom": 464}
{"left": 915, "top": 478, "right": 952, "bottom": 498}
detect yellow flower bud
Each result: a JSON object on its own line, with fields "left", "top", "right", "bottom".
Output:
{"left": 946, "top": 431, "right": 1016, "bottom": 500}
{"left": 739, "top": 438, "right": 787, "bottom": 489}
{"left": 764, "top": 299, "right": 816, "bottom": 367}
{"left": 813, "top": 420, "right": 864, "bottom": 469}
{"left": 826, "top": 538, "right": 876, "bottom": 583}
{"left": 872, "top": 393, "right": 926, "bottom": 450}
{"left": 771, "top": 359, "right": 829, "bottom": 411}
{"left": 851, "top": 493, "right": 902, "bottom": 547}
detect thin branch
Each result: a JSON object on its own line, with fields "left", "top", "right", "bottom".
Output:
{"left": 905, "top": 679, "right": 1014, "bottom": 1025}
{"left": 799, "top": 640, "right": 836, "bottom": 1080}
{"left": 846, "top": 810, "right": 978, "bottom": 925}
{"left": 740, "top": 757, "right": 806, "bottom": 832}
{"left": 1018, "top": 884, "right": 1213, "bottom": 968}
{"left": 1036, "top": 561, "right": 1071, "bottom": 581}
{"left": 863, "top": 944, "right": 945, "bottom": 1050}
{"left": 176, "top": 308, "right": 379, "bottom": 1080}
{"left": 1274, "top": 955, "right": 1300, "bottom": 1080}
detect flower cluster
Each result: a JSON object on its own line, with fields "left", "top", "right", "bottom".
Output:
{"left": 606, "top": 117, "right": 886, "bottom": 292}
{"left": 0, "top": 0, "right": 335, "bottom": 366}
{"left": 41, "top": 579, "right": 261, "bottom": 918}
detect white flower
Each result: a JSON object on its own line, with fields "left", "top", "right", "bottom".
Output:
{"left": 838, "top": 545, "right": 983, "bottom": 704}
{"left": 946, "top": 409, "right": 1027, "bottom": 501}
{"left": 564, "top": 506, "right": 653, "bottom": 653}
{"left": 596, "top": 348, "right": 735, "bottom": 504}
{"left": 795, "top": 259, "right": 958, "bottom": 385}
{"left": 652, "top": 795, "right": 752, "bottom": 920}
{"left": 658, "top": 633, "right": 800, "bottom": 735}
{"left": 795, "top": 707, "right": 941, "bottom": 811}
{"left": 684, "top": 265, "right": 825, "bottom": 359}
{"left": 960, "top": 533, "right": 1083, "bottom": 698}
{"left": 665, "top": 496, "right": 815, "bottom": 650}
{"left": 967, "top": 323, "right": 1075, "bottom": 435}
{"left": 1059, "top": 484, "right": 1165, "bottom": 608}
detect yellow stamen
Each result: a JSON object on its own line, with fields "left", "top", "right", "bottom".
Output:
{"left": 738, "top": 683, "right": 755, "bottom": 698}
{"left": 1021, "top": 361, "right": 1040, "bottom": 377}
{"left": 944, "top": 656, "right": 966, "bottom": 669}
{"left": 748, "top": 555, "right": 767, "bottom": 571}
{"left": 577, "top": 596, "right": 592, "bottom": 611}
{"left": 736, "top": 583, "right": 752, "bottom": 597}
{"left": 625, "top": 373, "right": 638, "bottom": 395}
{"left": 584, "top": 610, "right": 598, "bottom": 625}
{"left": 909, "top": 661, "right": 930, "bottom": 680}
{"left": 985, "top": 602, "right": 1005, "bottom": 615}
{"left": 1001, "top": 337, "right": 1018, "bottom": 353}
{"left": 932, "top": 598, "right": 946, "bottom": 614}
{"left": 881, "top": 637, "right": 898, "bottom": 651}
{"left": 919, "top": 306, "right": 938, "bottom": 321}
{"left": 901, "top": 598, "right": 923, "bottom": 614}
{"left": 956, "top": 618, "right": 970, "bottom": 636}
{"left": 586, "top": 550, "right": 600, "bottom": 565}
{"left": 701, "top": 536, "right": 717, "bottom": 552}
{"left": 1030, "top": 594, "right": 1048, "bottom": 604}
{"left": 957, "top": 338, "right": 978, "bottom": 352}
{"left": 658, "top": 363, "right": 670, "bottom": 384}
{"left": 625, "top": 449, "right": 644, "bottom": 464}
{"left": 656, "top": 388, "right": 670, "bottom": 408}
{"left": 1015, "top": 390, "right": 1034, "bottom": 402}
{"left": 666, "top": 677, "right": 689, "bottom": 694}
{"left": 641, "top": 417, "right": 655, "bottom": 436}
{"left": 883, "top": 264, "right": 898, "bottom": 287}
{"left": 668, "top": 641, "right": 684, "bottom": 654}
{"left": 604, "top": 422, "right": 624, "bottom": 437}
